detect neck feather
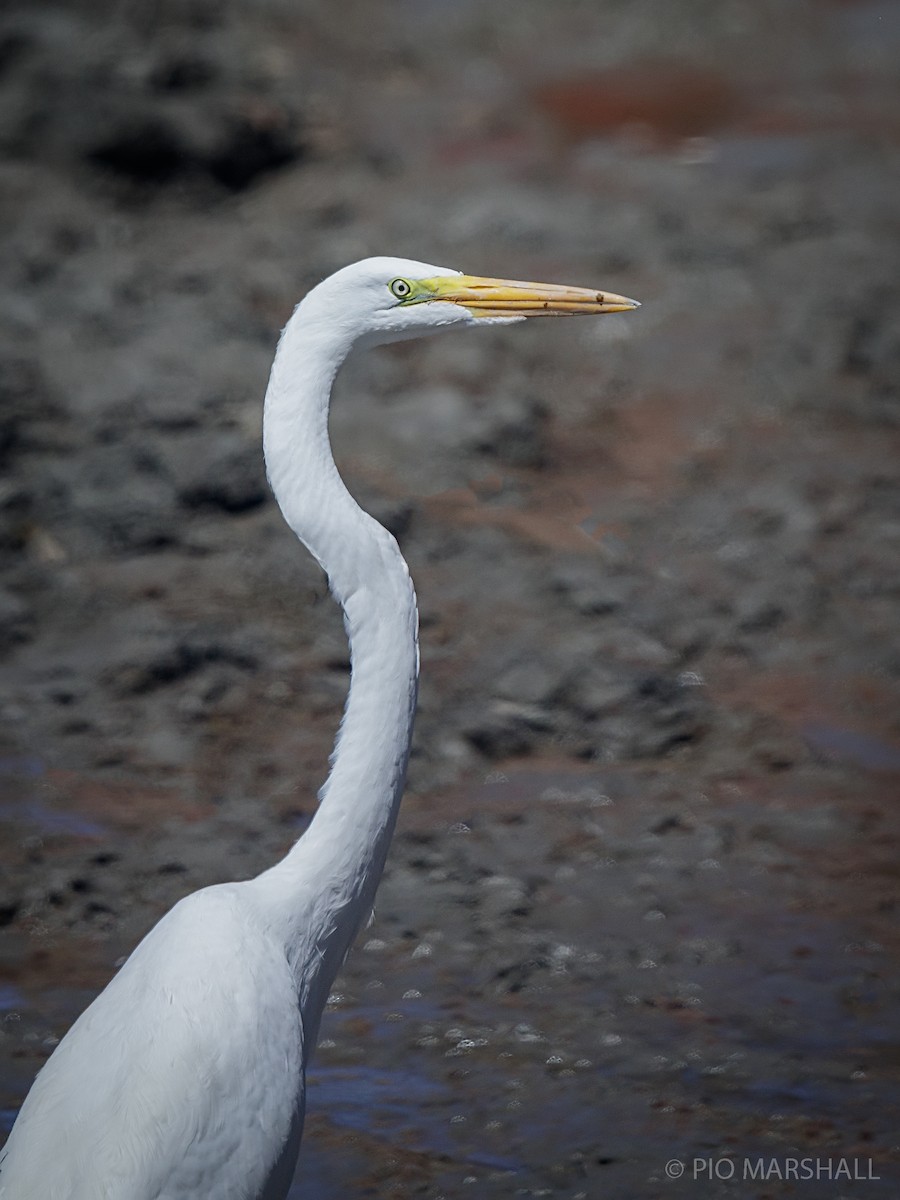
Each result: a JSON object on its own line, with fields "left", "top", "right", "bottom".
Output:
{"left": 252, "top": 303, "right": 419, "bottom": 1031}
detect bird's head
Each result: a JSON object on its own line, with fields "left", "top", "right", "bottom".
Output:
{"left": 298, "top": 256, "right": 640, "bottom": 348}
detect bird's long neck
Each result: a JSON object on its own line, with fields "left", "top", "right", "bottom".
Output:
{"left": 252, "top": 304, "right": 418, "bottom": 1037}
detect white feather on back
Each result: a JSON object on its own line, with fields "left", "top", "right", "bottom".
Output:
{"left": 0, "top": 885, "right": 304, "bottom": 1200}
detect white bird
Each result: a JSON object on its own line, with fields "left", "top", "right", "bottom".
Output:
{"left": 0, "top": 258, "right": 638, "bottom": 1199}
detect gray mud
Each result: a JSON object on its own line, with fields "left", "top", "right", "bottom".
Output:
{"left": 1, "top": 2, "right": 899, "bottom": 1197}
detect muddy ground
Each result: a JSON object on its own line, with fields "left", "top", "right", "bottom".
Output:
{"left": 1, "top": 1, "right": 898, "bottom": 1196}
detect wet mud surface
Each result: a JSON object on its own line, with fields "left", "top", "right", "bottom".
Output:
{"left": 1, "top": 1, "right": 899, "bottom": 1196}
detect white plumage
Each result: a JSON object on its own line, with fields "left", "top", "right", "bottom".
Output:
{"left": 0, "top": 258, "right": 637, "bottom": 1198}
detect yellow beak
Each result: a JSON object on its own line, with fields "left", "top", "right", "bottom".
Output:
{"left": 424, "top": 274, "right": 640, "bottom": 318}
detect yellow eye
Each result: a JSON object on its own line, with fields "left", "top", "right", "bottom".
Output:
{"left": 390, "top": 278, "right": 413, "bottom": 300}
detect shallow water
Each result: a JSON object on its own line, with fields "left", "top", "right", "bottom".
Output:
{"left": 9, "top": 764, "right": 896, "bottom": 1197}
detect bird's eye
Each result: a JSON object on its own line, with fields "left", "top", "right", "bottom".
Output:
{"left": 390, "top": 278, "right": 412, "bottom": 300}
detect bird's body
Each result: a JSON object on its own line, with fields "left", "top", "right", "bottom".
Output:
{"left": 5, "top": 887, "right": 304, "bottom": 1199}
{"left": 0, "top": 258, "right": 637, "bottom": 1198}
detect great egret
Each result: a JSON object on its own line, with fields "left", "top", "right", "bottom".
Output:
{"left": 0, "top": 258, "right": 638, "bottom": 1198}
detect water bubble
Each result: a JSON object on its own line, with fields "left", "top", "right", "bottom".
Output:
{"left": 677, "top": 671, "right": 704, "bottom": 688}
{"left": 513, "top": 1023, "right": 544, "bottom": 1043}
{"left": 586, "top": 790, "right": 614, "bottom": 807}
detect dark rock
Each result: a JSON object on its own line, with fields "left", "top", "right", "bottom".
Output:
{"left": 463, "top": 701, "right": 553, "bottom": 759}
{"left": 150, "top": 54, "right": 217, "bottom": 93}
{"left": 207, "top": 115, "right": 302, "bottom": 191}
{"left": 0, "top": 484, "right": 29, "bottom": 555}
{"left": 176, "top": 438, "right": 268, "bottom": 514}
{"left": 736, "top": 602, "right": 785, "bottom": 633}
{"left": 0, "top": 586, "right": 32, "bottom": 652}
{"left": 465, "top": 718, "right": 534, "bottom": 759}
{"left": 0, "top": 358, "right": 60, "bottom": 464}
{"left": 472, "top": 397, "right": 548, "bottom": 468}
{"left": 635, "top": 674, "right": 682, "bottom": 704}
{"left": 366, "top": 498, "right": 414, "bottom": 540}
{"left": 89, "top": 117, "right": 192, "bottom": 185}
{"left": 87, "top": 103, "right": 302, "bottom": 192}
{"left": 843, "top": 308, "right": 899, "bottom": 377}
{"left": 550, "top": 558, "right": 633, "bottom": 615}
{"left": 560, "top": 664, "right": 632, "bottom": 719}
{"left": 632, "top": 679, "right": 710, "bottom": 756}
{"left": 104, "top": 633, "right": 258, "bottom": 696}
{"left": 56, "top": 443, "right": 181, "bottom": 551}
{"left": 0, "top": 30, "right": 32, "bottom": 76}
{"left": 494, "top": 954, "right": 549, "bottom": 993}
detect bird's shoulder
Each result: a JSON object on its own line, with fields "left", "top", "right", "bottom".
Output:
{"left": 129, "top": 880, "right": 280, "bottom": 977}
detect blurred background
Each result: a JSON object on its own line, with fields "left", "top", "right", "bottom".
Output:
{"left": 1, "top": 1, "right": 898, "bottom": 1196}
